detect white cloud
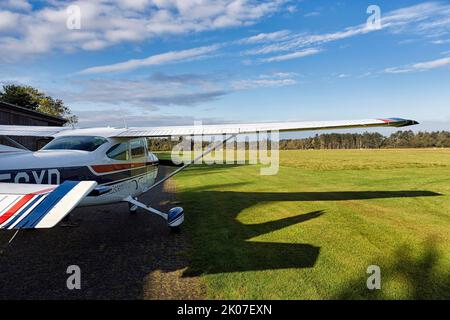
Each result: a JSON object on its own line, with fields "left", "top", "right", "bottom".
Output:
{"left": 286, "top": 5, "right": 297, "bottom": 14}
{"left": 61, "top": 75, "right": 227, "bottom": 109}
{"left": 432, "top": 39, "right": 450, "bottom": 45}
{"left": 413, "top": 57, "right": 450, "bottom": 69}
{"left": 382, "top": 2, "right": 450, "bottom": 34}
{"left": 54, "top": 70, "right": 300, "bottom": 109}
{"left": 244, "top": 2, "right": 450, "bottom": 57}
{"left": 232, "top": 78, "right": 297, "bottom": 89}
{"left": 78, "top": 45, "right": 221, "bottom": 74}
{"left": 260, "top": 48, "right": 322, "bottom": 62}
{"left": 304, "top": 11, "right": 320, "bottom": 18}
{"left": 0, "top": 11, "right": 20, "bottom": 31}
{"left": 231, "top": 72, "right": 298, "bottom": 89}
{"left": 384, "top": 56, "right": 450, "bottom": 74}
{"left": 0, "top": 0, "right": 287, "bottom": 59}
{"left": 357, "top": 71, "right": 373, "bottom": 78}
{"left": 261, "top": 72, "right": 298, "bottom": 78}
{"left": 239, "top": 30, "right": 292, "bottom": 44}
{"left": 78, "top": 37, "right": 319, "bottom": 72}
{"left": 244, "top": 24, "right": 371, "bottom": 56}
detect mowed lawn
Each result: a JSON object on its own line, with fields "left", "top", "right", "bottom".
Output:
{"left": 170, "top": 149, "right": 450, "bottom": 300}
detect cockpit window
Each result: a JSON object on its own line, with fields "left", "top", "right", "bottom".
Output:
{"left": 42, "top": 136, "right": 108, "bottom": 152}
{"left": 106, "top": 142, "right": 129, "bottom": 161}
{"left": 130, "top": 139, "right": 146, "bottom": 159}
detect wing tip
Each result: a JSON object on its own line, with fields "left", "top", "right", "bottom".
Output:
{"left": 380, "top": 118, "right": 420, "bottom": 127}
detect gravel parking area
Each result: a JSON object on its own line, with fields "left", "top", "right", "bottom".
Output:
{"left": 0, "top": 166, "right": 205, "bottom": 300}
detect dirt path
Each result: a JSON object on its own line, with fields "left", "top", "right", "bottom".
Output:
{"left": 0, "top": 166, "right": 205, "bottom": 300}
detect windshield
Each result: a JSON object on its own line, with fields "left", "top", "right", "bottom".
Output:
{"left": 42, "top": 136, "right": 108, "bottom": 152}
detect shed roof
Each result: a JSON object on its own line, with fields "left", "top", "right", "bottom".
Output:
{"left": 0, "top": 100, "right": 67, "bottom": 126}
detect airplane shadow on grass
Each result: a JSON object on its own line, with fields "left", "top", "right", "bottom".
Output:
{"left": 184, "top": 210, "right": 325, "bottom": 276}
{"left": 181, "top": 187, "right": 441, "bottom": 276}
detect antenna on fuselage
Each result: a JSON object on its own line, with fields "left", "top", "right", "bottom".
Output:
{"left": 120, "top": 106, "right": 128, "bottom": 129}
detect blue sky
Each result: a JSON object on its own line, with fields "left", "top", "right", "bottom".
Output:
{"left": 0, "top": 0, "right": 449, "bottom": 136}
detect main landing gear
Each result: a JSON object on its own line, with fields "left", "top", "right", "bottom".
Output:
{"left": 124, "top": 196, "right": 184, "bottom": 232}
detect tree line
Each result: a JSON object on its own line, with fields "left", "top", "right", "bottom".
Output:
{"left": 147, "top": 131, "right": 450, "bottom": 151}
{"left": 280, "top": 131, "right": 450, "bottom": 149}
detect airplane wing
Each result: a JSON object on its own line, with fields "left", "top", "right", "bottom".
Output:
{"left": 113, "top": 118, "right": 419, "bottom": 137}
{"left": 0, "top": 181, "right": 97, "bottom": 229}
{"left": 0, "top": 118, "right": 419, "bottom": 138}
{"left": 0, "top": 125, "right": 71, "bottom": 137}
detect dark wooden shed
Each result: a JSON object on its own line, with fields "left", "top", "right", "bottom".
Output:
{"left": 0, "top": 101, "right": 67, "bottom": 150}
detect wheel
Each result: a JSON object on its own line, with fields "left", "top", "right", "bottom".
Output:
{"left": 167, "top": 207, "right": 184, "bottom": 228}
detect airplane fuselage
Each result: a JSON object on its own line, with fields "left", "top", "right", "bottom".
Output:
{"left": 0, "top": 133, "right": 159, "bottom": 207}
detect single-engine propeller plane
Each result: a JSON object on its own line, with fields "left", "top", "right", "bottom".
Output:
{"left": 0, "top": 118, "right": 418, "bottom": 232}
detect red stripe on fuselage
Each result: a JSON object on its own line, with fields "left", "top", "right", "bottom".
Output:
{"left": 91, "top": 162, "right": 147, "bottom": 174}
{"left": 0, "top": 194, "right": 34, "bottom": 224}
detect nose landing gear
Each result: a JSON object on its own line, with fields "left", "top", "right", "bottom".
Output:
{"left": 129, "top": 197, "right": 138, "bottom": 214}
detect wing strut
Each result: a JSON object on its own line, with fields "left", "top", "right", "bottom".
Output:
{"left": 1, "top": 135, "right": 31, "bottom": 151}
{"left": 148, "top": 134, "right": 237, "bottom": 192}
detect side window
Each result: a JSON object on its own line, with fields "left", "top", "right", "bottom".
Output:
{"left": 131, "top": 139, "right": 146, "bottom": 159}
{"left": 106, "top": 142, "right": 129, "bottom": 161}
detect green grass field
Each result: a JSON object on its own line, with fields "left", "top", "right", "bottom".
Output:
{"left": 169, "top": 149, "right": 450, "bottom": 300}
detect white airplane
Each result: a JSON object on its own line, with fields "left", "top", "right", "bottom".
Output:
{"left": 0, "top": 118, "right": 418, "bottom": 232}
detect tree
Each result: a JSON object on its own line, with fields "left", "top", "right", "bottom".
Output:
{"left": 0, "top": 84, "right": 77, "bottom": 125}
{"left": 0, "top": 85, "right": 41, "bottom": 110}
{"left": 37, "top": 96, "right": 78, "bottom": 125}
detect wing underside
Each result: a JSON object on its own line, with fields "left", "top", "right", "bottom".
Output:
{"left": 0, "top": 181, "right": 97, "bottom": 229}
